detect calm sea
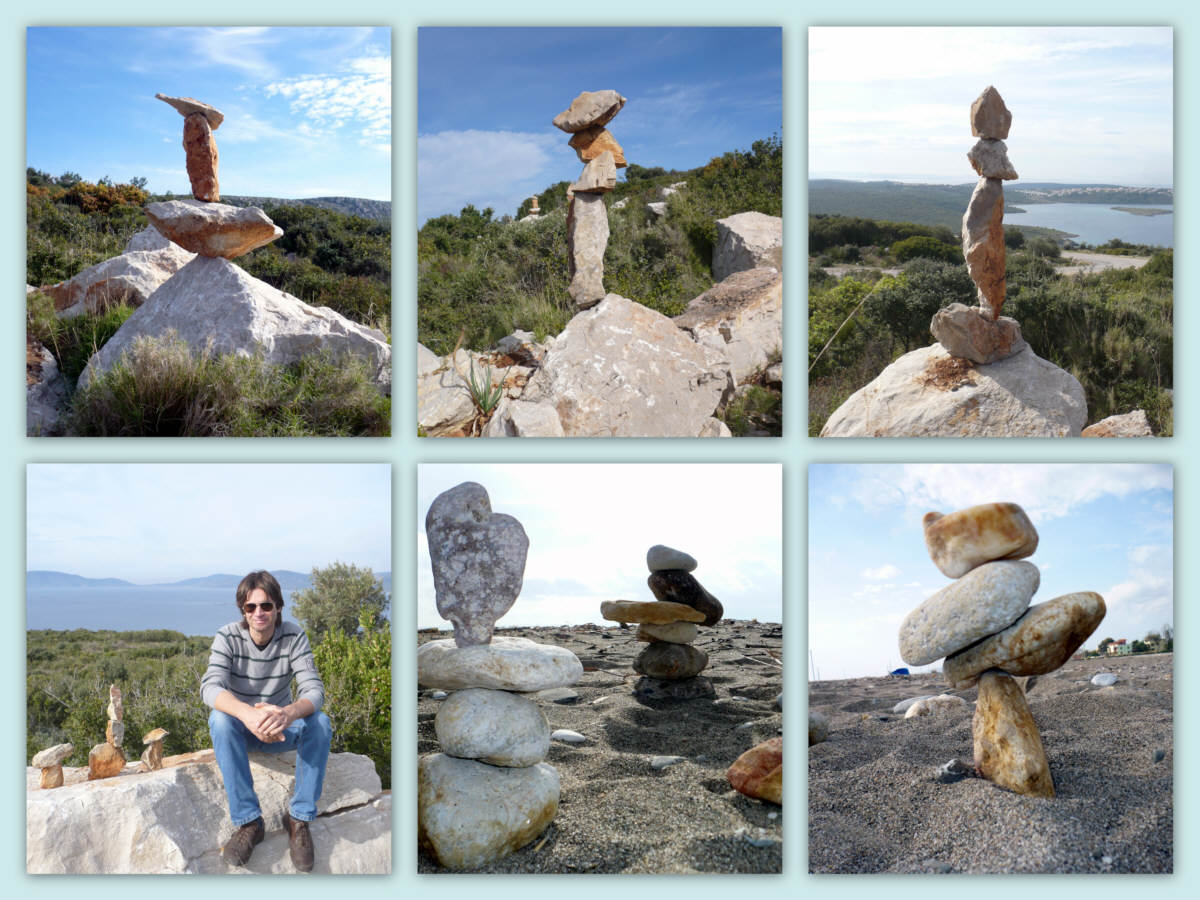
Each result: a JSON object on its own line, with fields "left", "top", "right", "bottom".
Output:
{"left": 26, "top": 586, "right": 240, "bottom": 635}
{"left": 1005, "top": 203, "right": 1174, "bottom": 247}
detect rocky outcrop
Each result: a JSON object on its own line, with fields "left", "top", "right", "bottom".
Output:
{"left": 713, "top": 212, "right": 783, "bottom": 281}
{"left": 674, "top": 268, "right": 781, "bottom": 384}
{"left": 41, "top": 226, "right": 195, "bottom": 315}
{"left": 26, "top": 337, "right": 68, "bottom": 436}
{"left": 820, "top": 344, "right": 1086, "bottom": 437}
{"left": 26, "top": 751, "right": 389, "bottom": 874}
{"left": 521, "top": 294, "right": 732, "bottom": 436}
{"left": 80, "top": 256, "right": 390, "bottom": 391}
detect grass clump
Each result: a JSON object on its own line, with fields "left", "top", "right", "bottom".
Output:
{"left": 67, "top": 333, "right": 389, "bottom": 437}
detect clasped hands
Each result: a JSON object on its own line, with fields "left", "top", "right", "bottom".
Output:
{"left": 243, "top": 702, "right": 293, "bottom": 743}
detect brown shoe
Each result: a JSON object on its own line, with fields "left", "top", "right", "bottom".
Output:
{"left": 222, "top": 816, "right": 264, "bottom": 866}
{"left": 283, "top": 812, "right": 315, "bottom": 872}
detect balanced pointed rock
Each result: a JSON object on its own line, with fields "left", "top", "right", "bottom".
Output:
{"left": 944, "top": 592, "right": 1105, "bottom": 688}
{"left": 571, "top": 151, "right": 617, "bottom": 193}
{"left": 922, "top": 502, "right": 1038, "bottom": 578}
{"left": 970, "top": 86, "right": 1012, "bottom": 140}
{"left": 182, "top": 113, "right": 220, "bottom": 201}
{"left": 155, "top": 93, "right": 224, "bottom": 129}
{"left": 647, "top": 570, "right": 723, "bottom": 626}
{"left": 145, "top": 200, "right": 281, "bottom": 258}
{"left": 973, "top": 670, "right": 1053, "bottom": 797}
{"left": 568, "top": 126, "right": 627, "bottom": 166}
{"left": 425, "top": 482, "right": 530, "bottom": 647}
{"left": 968, "top": 139, "right": 1018, "bottom": 180}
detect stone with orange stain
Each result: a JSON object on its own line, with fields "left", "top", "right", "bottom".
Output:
{"left": 87, "top": 742, "right": 126, "bottom": 780}
{"left": 600, "top": 599, "right": 706, "bottom": 625}
{"left": 568, "top": 126, "right": 627, "bottom": 167}
{"left": 944, "top": 592, "right": 1106, "bottom": 688}
{"left": 962, "top": 176, "right": 1006, "bottom": 319}
{"left": 972, "top": 670, "right": 1054, "bottom": 798}
{"left": 922, "top": 502, "right": 1039, "bottom": 578}
{"left": 726, "top": 737, "right": 782, "bottom": 805}
{"left": 183, "top": 113, "right": 220, "bottom": 201}
{"left": 930, "top": 302, "right": 1027, "bottom": 365}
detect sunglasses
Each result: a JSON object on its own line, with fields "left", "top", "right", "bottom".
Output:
{"left": 244, "top": 602, "right": 275, "bottom": 613}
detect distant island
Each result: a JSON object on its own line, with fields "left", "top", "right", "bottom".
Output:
{"left": 1112, "top": 206, "right": 1172, "bottom": 217}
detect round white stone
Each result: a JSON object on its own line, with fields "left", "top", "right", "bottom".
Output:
{"left": 435, "top": 689, "right": 549, "bottom": 767}
{"left": 418, "top": 636, "right": 583, "bottom": 691}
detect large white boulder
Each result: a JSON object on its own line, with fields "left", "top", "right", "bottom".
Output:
{"left": 26, "top": 751, "right": 387, "bottom": 874}
{"left": 80, "top": 256, "right": 390, "bottom": 391}
{"left": 41, "top": 226, "right": 195, "bottom": 316}
{"left": 674, "top": 267, "right": 781, "bottom": 383}
{"left": 820, "top": 343, "right": 1087, "bottom": 437}
{"left": 713, "top": 212, "right": 783, "bottom": 281}
{"left": 521, "top": 294, "right": 732, "bottom": 437}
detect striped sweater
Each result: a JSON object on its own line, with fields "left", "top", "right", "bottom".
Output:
{"left": 200, "top": 620, "right": 325, "bottom": 712}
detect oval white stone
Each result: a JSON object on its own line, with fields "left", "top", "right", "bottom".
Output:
{"left": 418, "top": 637, "right": 583, "bottom": 691}
{"left": 435, "top": 689, "right": 549, "bottom": 767}
{"left": 646, "top": 545, "right": 698, "bottom": 572}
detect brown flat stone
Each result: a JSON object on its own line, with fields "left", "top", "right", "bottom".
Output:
{"left": 599, "top": 599, "right": 705, "bottom": 625}
{"left": 973, "top": 670, "right": 1053, "bottom": 797}
{"left": 568, "top": 127, "right": 627, "bottom": 167}
{"left": 553, "top": 90, "right": 626, "bottom": 133}
{"left": 155, "top": 93, "right": 224, "bottom": 129}
{"left": 183, "top": 113, "right": 220, "bottom": 202}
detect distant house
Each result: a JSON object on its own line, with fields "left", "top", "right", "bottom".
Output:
{"left": 1107, "top": 638, "right": 1131, "bottom": 656}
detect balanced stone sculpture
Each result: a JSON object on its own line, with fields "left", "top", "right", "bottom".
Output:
{"left": 418, "top": 482, "right": 583, "bottom": 870}
{"left": 600, "top": 544, "right": 724, "bottom": 700}
{"left": 157, "top": 93, "right": 223, "bottom": 201}
{"left": 88, "top": 684, "right": 126, "bottom": 780}
{"left": 553, "top": 90, "right": 627, "bottom": 309}
{"left": 898, "top": 502, "right": 1105, "bottom": 797}
{"left": 930, "top": 86, "right": 1028, "bottom": 365}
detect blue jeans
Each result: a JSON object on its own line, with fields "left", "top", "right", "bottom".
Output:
{"left": 208, "top": 709, "right": 332, "bottom": 826}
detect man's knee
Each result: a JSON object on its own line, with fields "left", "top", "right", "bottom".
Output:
{"left": 209, "top": 709, "right": 241, "bottom": 740}
{"left": 307, "top": 711, "right": 332, "bottom": 742}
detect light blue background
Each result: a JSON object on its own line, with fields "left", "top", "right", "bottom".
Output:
{"left": 2, "top": 0, "right": 1191, "bottom": 892}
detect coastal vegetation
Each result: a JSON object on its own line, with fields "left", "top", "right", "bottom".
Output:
{"left": 809, "top": 214, "right": 1173, "bottom": 435}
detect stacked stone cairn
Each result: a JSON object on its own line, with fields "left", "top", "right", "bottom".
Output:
{"left": 149, "top": 94, "right": 284, "bottom": 261}
{"left": 417, "top": 482, "right": 583, "bottom": 870}
{"left": 553, "top": 90, "right": 626, "bottom": 309}
{"left": 930, "top": 86, "right": 1030, "bottom": 365}
{"left": 898, "top": 503, "right": 1106, "bottom": 797}
{"left": 88, "top": 684, "right": 127, "bottom": 780}
{"left": 600, "top": 544, "right": 724, "bottom": 698}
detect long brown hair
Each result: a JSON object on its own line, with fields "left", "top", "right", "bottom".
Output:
{"left": 235, "top": 570, "right": 284, "bottom": 630}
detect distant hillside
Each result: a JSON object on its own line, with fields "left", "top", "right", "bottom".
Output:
{"left": 809, "top": 180, "right": 1173, "bottom": 232}
{"left": 26, "top": 571, "right": 132, "bottom": 589}
{"left": 27, "top": 569, "right": 392, "bottom": 594}
{"left": 220, "top": 195, "right": 391, "bottom": 222}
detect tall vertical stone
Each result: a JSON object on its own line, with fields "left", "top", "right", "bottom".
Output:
{"left": 183, "top": 113, "right": 220, "bottom": 202}
{"left": 567, "top": 192, "right": 609, "bottom": 309}
{"left": 973, "top": 670, "right": 1054, "bottom": 798}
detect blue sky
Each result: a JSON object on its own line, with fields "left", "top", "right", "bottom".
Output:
{"left": 26, "top": 27, "right": 390, "bottom": 199}
{"left": 417, "top": 464, "right": 782, "bottom": 630}
{"left": 809, "top": 464, "right": 1173, "bottom": 681}
{"left": 26, "top": 464, "right": 391, "bottom": 583}
{"left": 810, "top": 26, "right": 1173, "bottom": 186}
{"left": 418, "top": 27, "right": 782, "bottom": 223}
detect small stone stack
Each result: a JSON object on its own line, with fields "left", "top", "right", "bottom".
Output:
{"left": 417, "top": 482, "right": 583, "bottom": 870}
{"left": 898, "top": 503, "right": 1106, "bottom": 798}
{"left": 600, "top": 544, "right": 724, "bottom": 699}
{"left": 151, "top": 93, "right": 283, "bottom": 261}
{"left": 931, "top": 86, "right": 1029, "bottom": 365}
{"left": 88, "top": 684, "right": 127, "bottom": 780}
{"left": 553, "top": 90, "right": 627, "bottom": 309}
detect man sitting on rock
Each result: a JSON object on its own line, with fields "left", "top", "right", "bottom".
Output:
{"left": 201, "top": 570, "right": 331, "bottom": 872}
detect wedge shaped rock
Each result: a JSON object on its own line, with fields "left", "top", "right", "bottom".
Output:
{"left": 647, "top": 570, "right": 723, "bottom": 626}
{"left": 425, "top": 482, "right": 529, "bottom": 646}
{"left": 553, "top": 90, "right": 626, "bottom": 132}
{"left": 567, "top": 126, "right": 627, "bottom": 166}
{"left": 417, "top": 637, "right": 583, "bottom": 692}
{"left": 922, "top": 502, "right": 1039, "bottom": 578}
{"left": 674, "top": 267, "right": 782, "bottom": 384}
{"left": 944, "top": 592, "right": 1106, "bottom": 688}
{"left": 418, "top": 754, "right": 559, "bottom": 870}
{"left": 930, "top": 303, "right": 1027, "bottom": 365}
{"left": 970, "top": 86, "right": 1012, "bottom": 140}
{"left": 155, "top": 93, "right": 224, "bottom": 129}
{"left": 899, "top": 560, "right": 1040, "bottom": 666}
{"left": 973, "top": 670, "right": 1053, "bottom": 797}
{"left": 713, "top": 212, "right": 783, "bottom": 281}
{"left": 145, "top": 200, "right": 281, "bottom": 258}
{"left": 600, "top": 599, "right": 706, "bottom": 625}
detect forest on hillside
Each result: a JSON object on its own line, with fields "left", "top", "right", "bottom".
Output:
{"left": 808, "top": 214, "right": 1174, "bottom": 436}
{"left": 25, "top": 170, "right": 392, "bottom": 437}
{"left": 418, "top": 136, "right": 783, "bottom": 356}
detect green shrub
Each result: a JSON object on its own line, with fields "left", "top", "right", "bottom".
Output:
{"left": 66, "top": 334, "right": 390, "bottom": 437}
{"left": 312, "top": 628, "right": 391, "bottom": 788}
{"left": 292, "top": 563, "right": 389, "bottom": 644}
{"left": 891, "top": 235, "right": 960, "bottom": 264}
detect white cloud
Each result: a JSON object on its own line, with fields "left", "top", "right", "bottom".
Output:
{"left": 263, "top": 54, "right": 391, "bottom": 144}
{"left": 861, "top": 564, "right": 900, "bottom": 580}
{"left": 418, "top": 129, "right": 561, "bottom": 222}
{"left": 190, "top": 27, "right": 278, "bottom": 79}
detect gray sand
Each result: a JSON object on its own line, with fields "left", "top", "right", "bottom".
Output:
{"left": 418, "top": 621, "right": 783, "bottom": 874}
{"left": 808, "top": 653, "right": 1172, "bottom": 873}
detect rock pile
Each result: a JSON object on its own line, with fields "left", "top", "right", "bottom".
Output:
{"left": 77, "top": 93, "right": 390, "bottom": 392}
{"left": 417, "top": 482, "right": 583, "bottom": 870}
{"left": 600, "top": 544, "right": 724, "bottom": 700}
{"left": 931, "top": 86, "right": 1027, "bottom": 365}
{"left": 88, "top": 684, "right": 127, "bottom": 779}
{"left": 898, "top": 502, "right": 1106, "bottom": 797}
{"left": 553, "top": 89, "right": 627, "bottom": 309}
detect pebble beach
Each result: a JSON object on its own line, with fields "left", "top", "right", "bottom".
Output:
{"left": 418, "top": 620, "right": 783, "bottom": 874}
{"left": 808, "top": 652, "right": 1172, "bottom": 873}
